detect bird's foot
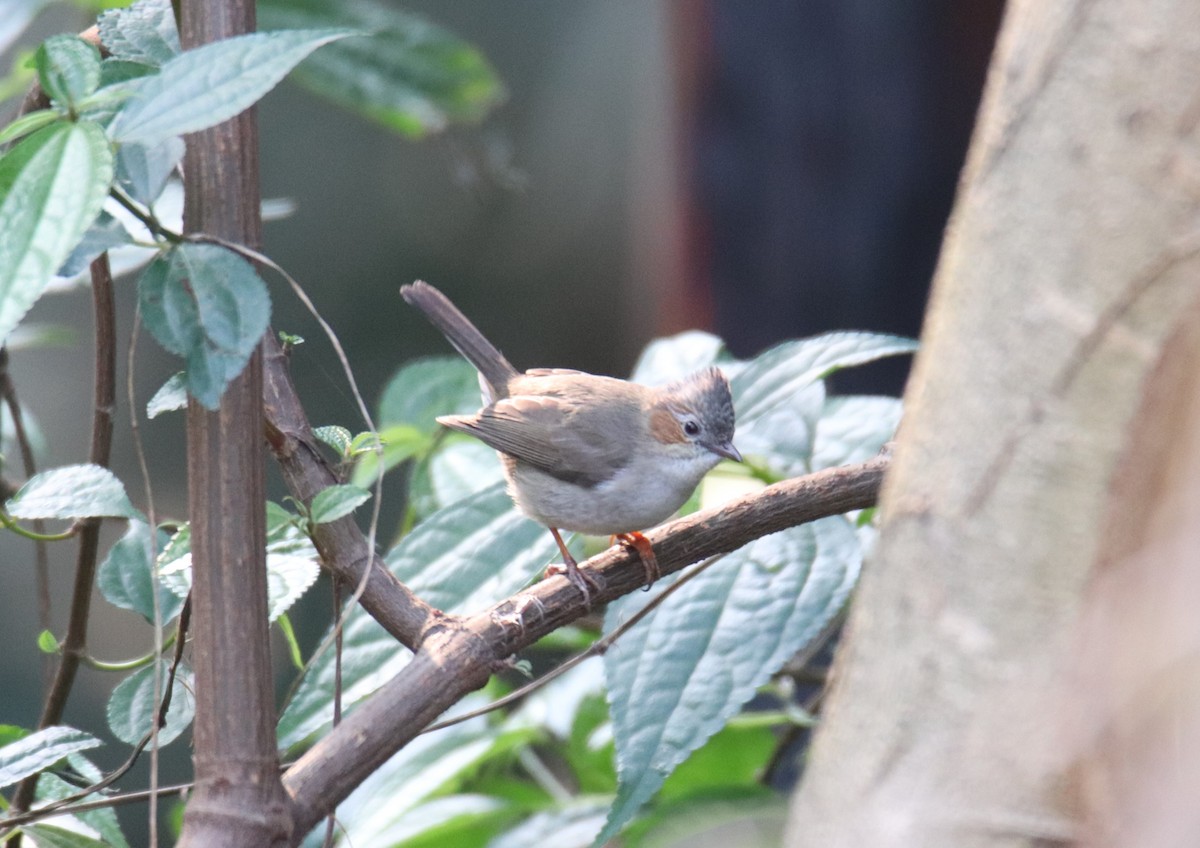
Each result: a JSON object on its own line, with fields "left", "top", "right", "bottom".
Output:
{"left": 545, "top": 558, "right": 605, "bottom": 608}
{"left": 614, "top": 531, "right": 660, "bottom": 590}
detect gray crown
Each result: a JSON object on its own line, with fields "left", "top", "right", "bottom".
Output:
{"left": 664, "top": 367, "right": 736, "bottom": 442}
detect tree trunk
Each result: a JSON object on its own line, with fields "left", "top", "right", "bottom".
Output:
{"left": 785, "top": 1, "right": 1200, "bottom": 846}
{"left": 175, "top": 2, "right": 290, "bottom": 845}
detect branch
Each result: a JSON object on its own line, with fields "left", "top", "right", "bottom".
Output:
{"left": 262, "top": 334, "right": 439, "bottom": 650}
{"left": 281, "top": 453, "right": 887, "bottom": 840}
{"left": 11, "top": 254, "right": 117, "bottom": 815}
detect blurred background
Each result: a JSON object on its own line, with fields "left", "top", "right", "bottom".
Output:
{"left": 0, "top": 0, "right": 1001, "bottom": 839}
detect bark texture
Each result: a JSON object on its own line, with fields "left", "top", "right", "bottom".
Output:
{"left": 785, "top": 1, "right": 1200, "bottom": 846}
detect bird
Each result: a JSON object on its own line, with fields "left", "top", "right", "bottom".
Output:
{"left": 400, "top": 280, "right": 741, "bottom": 603}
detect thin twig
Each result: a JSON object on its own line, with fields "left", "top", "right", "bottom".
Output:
{"left": 0, "top": 349, "right": 52, "bottom": 689}
{"left": 11, "top": 254, "right": 118, "bottom": 815}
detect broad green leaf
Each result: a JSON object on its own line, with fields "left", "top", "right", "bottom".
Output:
{"left": 339, "top": 794, "right": 515, "bottom": 848}
{"left": 597, "top": 516, "right": 861, "bottom": 844}
{"left": 326, "top": 700, "right": 532, "bottom": 846}
{"left": 732, "top": 332, "right": 916, "bottom": 424}
{"left": 312, "top": 424, "right": 352, "bottom": 456}
{"left": 811, "top": 395, "right": 904, "bottom": 470}
{"left": 114, "top": 135, "right": 184, "bottom": 205}
{"left": 156, "top": 521, "right": 320, "bottom": 624}
{"left": 0, "top": 121, "right": 113, "bottom": 344}
{"left": 729, "top": 332, "right": 914, "bottom": 478}
{"left": 106, "top": 661, "right": 194, "bottom": 746}
{"left": 98, "top": 0, "right": 181, "bottom": 67}
{"left": 623, "top": 794, "right": 784, "bottom": 848}
{"left": 36, "top": 767, "right": 131, "bottom": 848}
{"left": 488, "top": 804, "right": 611, "bottom": 848}
{"left": 109, "top": 28, "right": 359, "bottom": 146}
{"left": 278, "top": 485, "right": 559, "bottom": 748}
{"left": 387, "top": 483, "right": 558, "bottom": 614}
{"left": 378, "top": 356, "right": 480, "bottom": 435}
{"left": 349, "top": 424, "right": 426, "bottom": 487}
{"left": 427, "top": 438, "right": 503, "bottom": 507}
{"left": 19, "top": 824, "right": 111, "bottom": 848}
{"left": 97, "top": 520, "right": 183, "bottom": 624}
{"left": 55, "top": 211, "right": 134, "bottom": 279}
{"left": 138, "top": 243, "right": 271, "bottom": 409}
{"left": 259, "top": 0, "right": 506, "bottom": 137}
{"left": 145, "top": 371, "right": 187, "bottom": 418}
{"left": 0, "top": 726, "right": 101, "bottom": 789}
{"left": 36, "top": 35, "right": 102, "bottom": 109}
{"left": 0, "top": 109, "right": 59, "bottom": 145}
{"left": 630, "top": 330, "right": 731, "bottom": 386}
{"left": 6, "top": 464, "right": 137, "bottom": 520}
{"left": 309, "top": 483, "right": 371, "bottom": 524}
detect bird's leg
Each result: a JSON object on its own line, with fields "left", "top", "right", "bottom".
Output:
{"left": 545, "top": 527, "right": 603, "bottom": 605}
{"left": 614, "top": 531, "right": 660, "bottom": 589}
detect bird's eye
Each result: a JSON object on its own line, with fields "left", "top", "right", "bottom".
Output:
{"left": 683, "top": 420, "right": 700, "bottom": 437}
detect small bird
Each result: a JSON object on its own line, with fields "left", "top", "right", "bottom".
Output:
{"left": 400, "top": 281, "right": 741, "bottom": 602}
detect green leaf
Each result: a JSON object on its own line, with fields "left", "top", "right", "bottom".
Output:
{"left": 259, "top": 0, "right": 506, "bottom": 137}
{"left": 0, "top": 121, "right": 113, "bottom": 344}
{"left": 19, "top": 824, "right": 112, "bottom": 848}
{"left": 379, "top": 356, "right": 481, "bottom": 436}
{"left": 388, "top": 483, "right": 558, "bottom": 613}
{"left": 597, "top": 516, "right": 861, "bottom": 843}
{"left": 349, "top": 424, "right": 426, "bottom": 487}
{"left": 309, "top": 483, "right": 371, "bottom": 524}
{"left": 426, "top": 438, "right": 504, "bottom": 508}
{"left": 97, "top": 0, "right": 181, "bottom": 67}
{"left": 35, "top": 35, "right": 102, "bottom": 109}
{"left": 811, "top": 395, "right": 904, "bottom": 471}
{"left": 630, "top": 330, "right": 731, "bottom": 386}
{"left": 114, "top": 135, "right": 184, "bottom": 205}
{"left": 732, "top": 332, "right": 917, "bottom": 424}
{"left": 37, "top": 629, "right": 57, "bottom": 653}
{"left": 98, "top": 520, "right": 183, "bottom": 624}
{"left": 138, "top": 243, "right": 271, "bottom": 410}
{"left": 488, "top": 804, "right": 611, "bottom": 848}
{"left": 0, "top": 109, "right": 59, "bottom": 145}
{"left": 325, "top": 701, "right": 532, "bottom": 845}
{"left": 6, "top": 464, "right": 137, "bottom": 520}
{"left": 155, "top": 519, "right": 319, "bottom": 624}
{"left": 729, "top": 332, "right": 915, "bottom": 478}
{"left": 109, "top": 27, "right": 359, "bottom": 146}
{"left": 145, "top": 371, "right": 187, "bottom": 418}
{"left": 312, "top": 424, "right": 352, "bottom": 456}
{"left": 0, "top": 725, "right": 101, "bottom": 789}
{"left": 35, "top": 764, "right": 131, "bottom": 848}
{"left": 106, "top": 661, "right": 194, "bottom": 747}
{"left": 55, "top": 211, "right": 134, "bottom": 279}
{"left": 278, "top": 485, "right": 559, "bottom": 748}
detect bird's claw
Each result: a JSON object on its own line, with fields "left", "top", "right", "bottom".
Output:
{"left": 614, "top": 531, "right": 660, "bottom": 590}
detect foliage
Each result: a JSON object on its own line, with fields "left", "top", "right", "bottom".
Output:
{"left": 0, "top": 0, "right": 914, "bottom": 846}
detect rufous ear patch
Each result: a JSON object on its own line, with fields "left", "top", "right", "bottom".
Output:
{"left": 648, "top": 406, "right": 688, "bottom": 444}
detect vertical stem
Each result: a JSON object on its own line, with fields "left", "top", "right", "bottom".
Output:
{"left": 10, "top": 254, "right": 117, "bottom": 818}
{"left": 174, "top": 2, "right": 288, "bottom": 846}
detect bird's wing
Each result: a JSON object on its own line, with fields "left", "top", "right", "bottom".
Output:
{"left": 439, "top": 394, "right": 632, "bottom": 488}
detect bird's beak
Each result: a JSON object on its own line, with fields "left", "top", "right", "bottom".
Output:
{"left": 713, "top": 441, "right": 743, "bottom": 463}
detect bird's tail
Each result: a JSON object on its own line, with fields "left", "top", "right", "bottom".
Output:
{"left": 400, "top": 280, "right": 519, "bottom": 395}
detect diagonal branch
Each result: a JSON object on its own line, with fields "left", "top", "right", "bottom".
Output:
{"left": 281, "top": 453, "right": 887, "bottom": 840}
{"left": 262, "top": 334, "right": 440, "bottom": 650}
